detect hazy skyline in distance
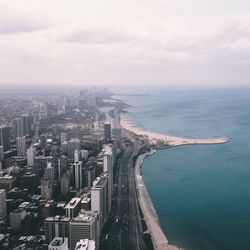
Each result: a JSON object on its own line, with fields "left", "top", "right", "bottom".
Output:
{"left": 1, "top": 0, "right": 250, "bottom": 87}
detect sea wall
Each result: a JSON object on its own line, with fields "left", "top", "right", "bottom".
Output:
{"left": 135, "top": 150, "right": 182, "bottom": 250}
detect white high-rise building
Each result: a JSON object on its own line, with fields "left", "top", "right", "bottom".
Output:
{"left": 73, "top": 161, "right": 83, "bottom": 189}
{"left": 74, "top": 149, "right": 80, "bottom": 163}
{"left": 16, "top": 136, "right": 26, "bottom": 156}
{"left": 0, "top": 189, "right": 6, "bottom": 218}
{"left": 27, "top": 147, "right": 36, "bottom": 166}
{"left": 103, "top": 145, "right": 113, "bottom": 173}
{"left": 91, "top": 176, "right": 109, "bottom": 226}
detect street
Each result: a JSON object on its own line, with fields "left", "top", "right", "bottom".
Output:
{"left": 100, "top": 137, "right": 148, "bottom": 250}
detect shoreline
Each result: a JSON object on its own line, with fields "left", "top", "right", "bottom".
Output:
{"left": 121, "top": 116, "right": 229, "bottom": 147}
{"left": 135, "top": 150, "right": 182, "bottom": 250}
{"left": 119, "top": 111, "right": 229, "bottom": 250}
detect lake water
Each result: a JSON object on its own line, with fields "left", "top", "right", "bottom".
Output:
{"left": 116, "top": 86, "right": 250, "bottom": 250}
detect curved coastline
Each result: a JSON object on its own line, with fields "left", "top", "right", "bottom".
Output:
{"left": 120, "top": 114, "right": 229, "bottom": 250}
{"left": 121, "top": 117, "right": 229, "bottom": 147}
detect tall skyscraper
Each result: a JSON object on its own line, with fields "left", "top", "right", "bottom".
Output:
{"left": 40, "top": 134, "right": 47, "bottom": 149}
{"left": 73, "top": 161, "right": 83, "bottom": 189}
{"left": 103, "top": 145, "right": 113, "bottom": 174}
{"left": 68, "top": 139, "right": 80, "bottom": 159}
{"left": 0, "top": 189, "right": 6, "bottom": 218}
{"left": 0, "top": 125, "right": 11, "bottom": 152}
{"left": 69, "top": 210, "right": 98, "bottom": 250}
{"left": 74, "top": 149, "right": 80, "bottom": 163}
{"left": 58, "top": 155, "right": 68, "bottom": 179}
{"left": 61, "top": 171, "right": 70, "bottom": 196}
{"left": 44, "top": 162, "right": 54, "bottom": 183}
{"left": 112, "top": 127, "right": 122, "bottom": 149}
{"left": 13, "top": 118, "right": 23, "bottom": 137}
{"left": 27, "top": 147, "right": 36, "bottom": 166}
{"left": 104, "top": 123, "right": 111, "bottom": 143}
{"left": 16, "top": 136, "right": 26, "bottom": 156}
{"left": 0, "top": 146, "right": 4, "bottom": 161}
{"left": 21, "top": 114, "right": 31, "bottom": 136}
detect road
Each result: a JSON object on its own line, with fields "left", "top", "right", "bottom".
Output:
{"left": 100, "top": 134, "right": 149, "bottom": 250}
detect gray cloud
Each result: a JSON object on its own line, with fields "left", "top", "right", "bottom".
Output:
{"left": 0, "top": 4, "right": 49, "bottom": 34}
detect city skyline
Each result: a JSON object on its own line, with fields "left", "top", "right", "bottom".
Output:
{"left": 0, "top": 0, "right": 250, "bottom": 86}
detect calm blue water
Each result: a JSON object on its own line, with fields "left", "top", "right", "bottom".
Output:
{"left": 116, "top": 87, "right": 250, "bottom": 250}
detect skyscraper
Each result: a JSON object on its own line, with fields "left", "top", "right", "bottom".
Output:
{"left": 16, "top": 136, "right": 26, "bottom": 156}
{"left": 0, "top": 146, "right": 4, "bottom": 161}
{"left": 13, "top": 118, "right": 23, "bottom": 137}
{"left": 74, "top": 149, "right": 80, "bottom": 163}
{"left": 112, "top": 127, "right": 122, "bottom": 149}
{"left": 21, "top": 114, "right": 31, "bottom": 136}
{"left": 104, "top": 123, "right": 111, "bottom": 143}
{"left": 41, "top": 178, "right": 53, "bottom": 200}
{"left": 0, "top": 189, "right": 6, "bottom": 218}
{"left": 44, "top": 162, "right": 54, "bottom": 183}
{"left": 0, "top": 125, "right": 11, "bottom": 152}
{"left": 91, "top": 176, "right": 109, "bottom": 226}
{"left": 68, "top": 139, "right": 80, "bottom": 159}
{"left": 27, "top": 147, "right": 36, "bottom": 166}
{"left": 73, "top": 161, "right": 83, "bottom": 189}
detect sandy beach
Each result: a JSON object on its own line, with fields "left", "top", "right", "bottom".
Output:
{"left": 121, "top": 117, "right": 229, "bottom": 146}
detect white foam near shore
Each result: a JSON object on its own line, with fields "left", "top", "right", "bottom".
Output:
{"left": 121, "top": 117, "right": 229, "bottom": 146}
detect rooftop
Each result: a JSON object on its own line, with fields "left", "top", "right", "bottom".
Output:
{"left": 71, "top": 211, "right": 96, "bottom": 224}
{"left": 65, "top": 197, "right": 82, "bottom": 209}
{"left": 50, "top": 237, "right": 67, "bottom": 247}
{"left": 45, "top": 215, "right": 70, "bottom": 222}
{"left": 92, "top": 176, "right": 107, "bottom": 189}
{"left": 75, "top": 239, "right": 95, "bottom": 250}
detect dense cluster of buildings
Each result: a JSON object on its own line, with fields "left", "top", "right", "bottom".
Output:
{"left": 0, "top": 88, "right": 122, "bottom": 249}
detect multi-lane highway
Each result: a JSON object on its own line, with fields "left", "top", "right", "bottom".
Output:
{"left": 100, "top": 135, "right": 151, "bottom": 250}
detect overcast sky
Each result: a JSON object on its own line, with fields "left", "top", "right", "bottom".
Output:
{"left": 0, "top": 0, "right": 250, "bottom": 87}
